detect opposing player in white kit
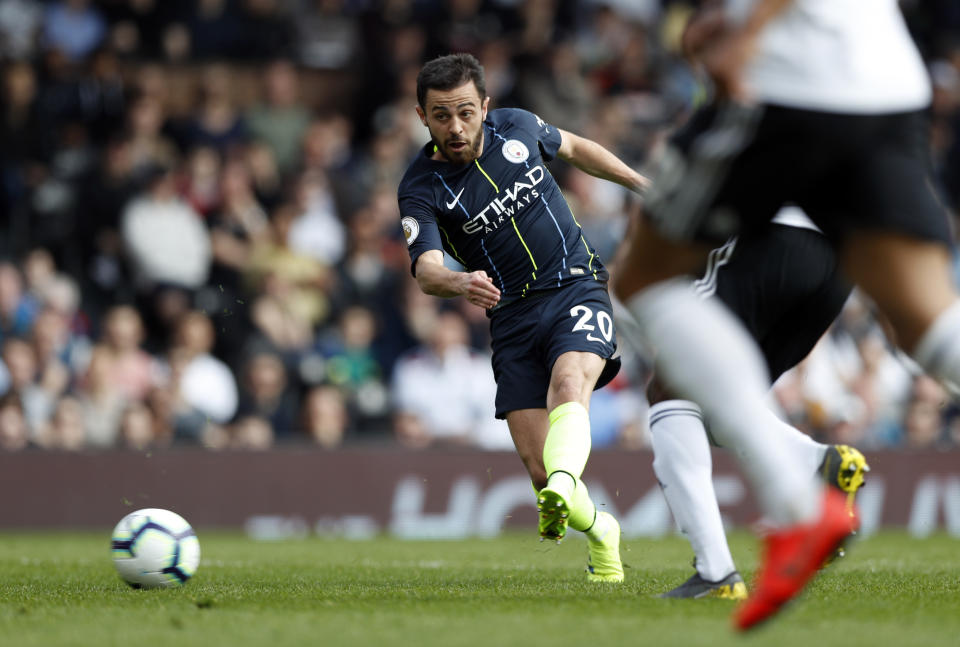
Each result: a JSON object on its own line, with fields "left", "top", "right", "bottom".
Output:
{"left": 612, "top": 0, "right": 958, "bottom": 630}
{"left": 648, "top": 207, "right": 869, "bottom": 600}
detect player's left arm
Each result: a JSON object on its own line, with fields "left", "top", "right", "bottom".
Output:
{"left": 556, "top": 129, "right": 649, "bottom": 195}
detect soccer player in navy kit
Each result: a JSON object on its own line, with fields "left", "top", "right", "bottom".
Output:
{"left": 398, "top": 53, "right": 647, "bottom": 582}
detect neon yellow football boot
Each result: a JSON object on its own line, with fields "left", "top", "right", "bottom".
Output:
{"left": 586, "top": 511, "right": 624, "bottom": 583}
{"left": 819, "top": 444, "right": 869, "bottom": 561}
{"left": 537, "top": 486, "right": 570, "bottom": 542}
{"left": 820, "top": 444, "right": 870, "bottom": 512}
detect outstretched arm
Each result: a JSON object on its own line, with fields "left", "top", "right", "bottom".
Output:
{"left": 556, "top": 129, "right": 649, "bottom": 195}
{"left": 414, "top": 250, "right": 502, "bottom": 310}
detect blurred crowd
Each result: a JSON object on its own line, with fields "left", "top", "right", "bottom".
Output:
{"left": 0, "top": 0, "right": 958, "bottom": 453}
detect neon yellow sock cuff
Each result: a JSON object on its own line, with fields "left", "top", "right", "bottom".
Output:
{"left": 567, "top": 477, "right": 597, "bottom": 532}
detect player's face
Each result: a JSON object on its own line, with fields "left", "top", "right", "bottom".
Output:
{"left": 417, "top": 82, "right": 489, "bottom": 165}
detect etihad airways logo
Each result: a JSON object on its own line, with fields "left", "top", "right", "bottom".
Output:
{"left": 462, "top": 165, "right": 545, "bottom": 235}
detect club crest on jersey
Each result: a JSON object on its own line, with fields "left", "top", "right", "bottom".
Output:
{"left": 401, "top": 216, "right": 420, "bottom": 246}
{"left": 501, "top": 139, "right": 529, "bottom": 164}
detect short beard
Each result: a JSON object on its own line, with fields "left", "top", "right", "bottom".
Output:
{"left": 435, "top": 130, "right": 483, "bottom": 165}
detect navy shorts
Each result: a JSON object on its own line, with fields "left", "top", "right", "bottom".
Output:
{"left": 489, "top": 281, "right": 620, "bottom": 419}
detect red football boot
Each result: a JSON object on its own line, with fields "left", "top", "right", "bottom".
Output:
{"left": 735, "top": 488, "right": 858, "bottom": 631}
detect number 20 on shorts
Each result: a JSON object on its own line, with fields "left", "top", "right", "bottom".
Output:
{"left": 570, "top": 305, "right": 613, "bottom": 343}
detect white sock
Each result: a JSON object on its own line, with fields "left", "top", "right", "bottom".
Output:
{"left": 912, "top": 300, "right": 960, "bottom": 387}
{"left": 650, "top": 400, "right": 737, "bottom": 581}
{"left": 709, "top": 406, "right": 828, "bottom": 479}
{"left": 767, "top": 413, "right": 828, "bottom": 477}
{"left": 624, "top": 280, "right": 819, "bottom": 525}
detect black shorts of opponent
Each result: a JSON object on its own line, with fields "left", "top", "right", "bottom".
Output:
{"left": 643, "top": 102, "right": 952, "bottom": 249}
{"left": 697, "top": 223, "right": 851, "bottom": 382}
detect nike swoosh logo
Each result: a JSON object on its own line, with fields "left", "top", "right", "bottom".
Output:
{"left": 446, "top": 187, "right": 465, "bottom": 210}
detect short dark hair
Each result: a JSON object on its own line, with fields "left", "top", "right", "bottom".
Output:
{"left": 416, "top": 53, "right": 486, "bottom": 109}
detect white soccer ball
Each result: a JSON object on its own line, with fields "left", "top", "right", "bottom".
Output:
{"left": 111, "top": 508, "right": 201, "bottom": 589}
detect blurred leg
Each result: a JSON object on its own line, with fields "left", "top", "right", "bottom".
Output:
{"left": 614, "top": 221, "right": 820, "bottom": 525}
{"left": 841, "top": 232, "right": 958, "bottom": 353}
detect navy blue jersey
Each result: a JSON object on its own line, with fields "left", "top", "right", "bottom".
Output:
{"left": 397, "top": 108, "right": 607, "bottom": 309}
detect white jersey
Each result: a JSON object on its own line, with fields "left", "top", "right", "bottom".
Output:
{"left": 726, "top": 0, "right": 931, "bottom": 114}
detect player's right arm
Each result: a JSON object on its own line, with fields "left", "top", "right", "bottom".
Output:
{"left": 414, "top": 250, "right": 501, "bottom": 310}
{"left": 399, "top": 176, "right": 502, "bottom": 310}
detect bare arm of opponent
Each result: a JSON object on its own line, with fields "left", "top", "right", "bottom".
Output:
{"left": 685, "top": 0, "right": 796, "bottom": 100}
{"left": 414, "top": 249, "right": 502, "bottom": 310}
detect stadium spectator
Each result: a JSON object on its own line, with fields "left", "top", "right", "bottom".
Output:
{"left": 76, "top": 48, "right": 126, "bottom": 145}
{"left": 170, "top": 310, "right": 238, "bottom": 428}
{"left": 74, "top": 344, "right": 125, "bottom": 448}
{"left": 0, "top": 262, "right": 38, "bottom": 341}
{"left": 235, "top": 349, "right": 298, "bottom": 437}
{"left": 243, "top": 140, "right": 284, "bottom": 211}
{"left": 240, "top": 0, "right": 296, "bottom": 61}
{"left": 849, "top": 331, "right": 914, "bottom": 444}
{"left": 27, "top": 307, "right": 76, "bottom": 414}
{"left": 332, "top": 203, "right": 413, "bottom": 376}
{"left": 38, "top": 394, "right": 85, "bottom": 450}
{"left": 125, "top": 93, "right": 178, "bottom": 174}
{"left": 295, "top": 0, "right": 361, "bottom": 71}
{"left": 206, "top": 159, "right": 268, "bottom": 270}
{"left": 902, "top": 375, "right": 951, "bottom": 449}
{"left": 121, "top": 162, "right": 212, "bottom": 348}
{"left": 229, "top": 415, "right": 275, "bottom": 450}
{"left": 154, "top": 346, "right": 221, "bottom": 446}
{"left": 299, "top": 113, "right": 356, "bottom": 187}
{"left": 246, "top": 59, "right": 312, "bottom": 176}
{"left": 179, "top": 146, "right": 222, "bottom": 218}
{"left": 77, "top": 136, "right": 139, "bottom": 319}
{"left": 0, "top": 0, "right": 43, "bottom": 60}
{"left": 391, "top": 310, "right": 508, "bottom": 449}
{"left": 181, "top": 63, "right": 248, "bottom": 155}
{"left": 0, "top": 337, "right": 53, "bottom": 440}
{"left": 187, "top": 0, "right": 247, "bottom": 61}
{"left": 0, "top": 391, "right": 29, "bottom": 451}
{"left": 0, "top": 61, "right": 48, "bottom": 221}
{"left": 99, "top": 305, "right": 156, "bottom": 402}
{"left": 209, "top": 160, "right": 270, "bottom": 266}
{"left": 117, "top": 401, "right": 160, "bottom": 451}
{"left": 245, "top": 201, "right": 331, "bottom": 355}
{"left": 121, "top": 164, "right": 212, "bottom": 292}
{"left": 140, "top": 383, "right": 176, "bottom": 448}
{"left": 301, "top": 383, "right": 349, "bottom": 448}
{"left": 285, "top": 169, "right": 346, "bottom": 266}
{"left": 247, "top": 292, "right": 314, "bottom": 360}
{"left": 319, "top": 305, "right": 389, "bottom": 431}
{"left": 42, "top": 0, "right": 107, "bottom": 62}
{"left": 515, "top": 40, "right": 594, "bottom": 133}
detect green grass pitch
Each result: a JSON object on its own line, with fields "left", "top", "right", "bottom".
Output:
{"left": 2, "top": 530, "right": 959, "bottom": 647}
